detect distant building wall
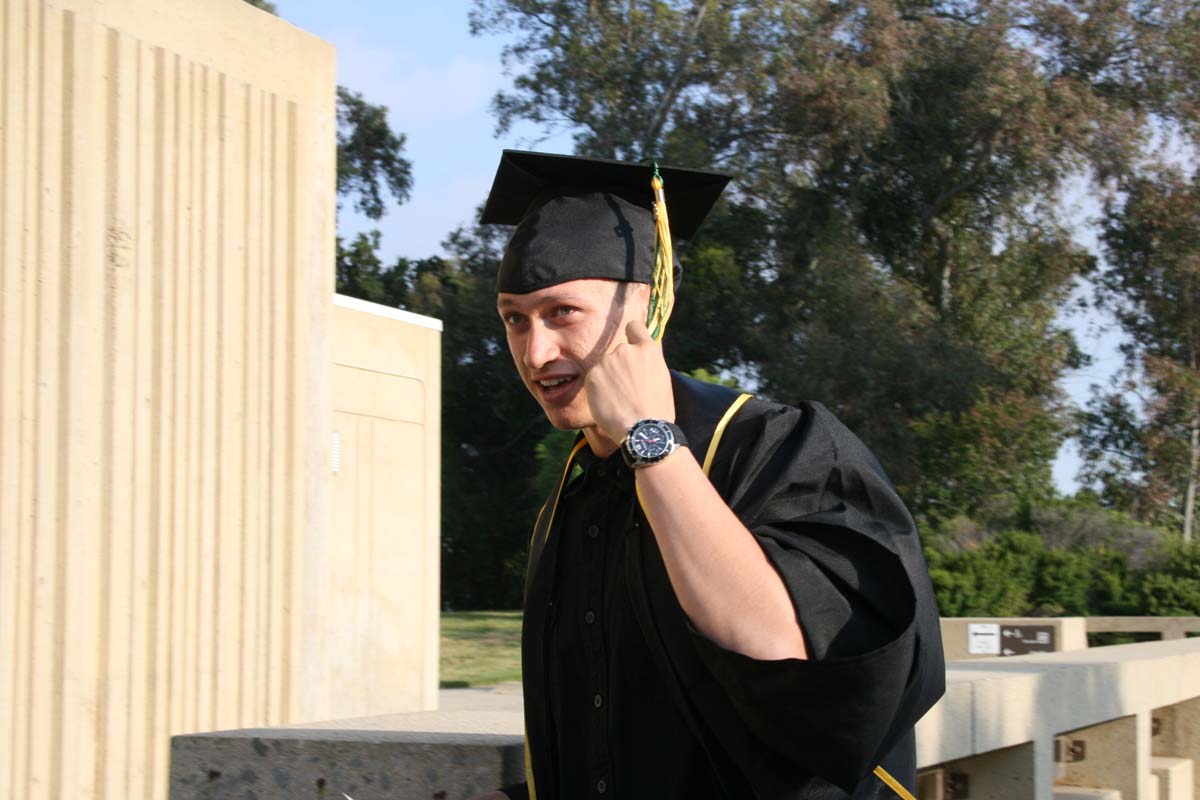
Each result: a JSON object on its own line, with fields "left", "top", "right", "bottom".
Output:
{"left": 313, "top": 294, "right": 442, "bottom": 719}
{"left": 0, "top": 0, "right": 337, "bottom": 798}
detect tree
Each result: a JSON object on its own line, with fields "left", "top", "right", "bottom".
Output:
{"left": 336, "top": 87, "right": 414, "bottom": 220}
{"left": 330, "top": 87, "right": 415, "bottom": 300}
{"left": 1083, "top": 167, "right": 1200, "bottom": 540}
{"left": 469, "top": 0, "right": 1200, "bottom": 523}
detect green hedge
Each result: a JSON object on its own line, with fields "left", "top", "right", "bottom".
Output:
{"left": 926, "top": 529, "right": 1200, "bottom": 618}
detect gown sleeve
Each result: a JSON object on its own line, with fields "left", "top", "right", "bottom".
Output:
{"left": 499, "top": 782, "right": 529, "bottom": 800}
{"left": 687, "top": 399, "right": 944, "bottom": 793}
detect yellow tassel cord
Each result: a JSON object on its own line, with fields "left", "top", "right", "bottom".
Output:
{"left": 873, "top": 765, "right": 917, "bottom": 800}
{"left": 646, "top": 163, "right": 675, "bottom": 341}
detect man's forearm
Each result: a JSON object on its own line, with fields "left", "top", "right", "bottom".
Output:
{"left": 635, "top": 449, "right": 808, "bottom": 661}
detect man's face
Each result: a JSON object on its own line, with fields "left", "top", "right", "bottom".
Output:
{"left": 498, "top": 279, "right": 649, "bottom": 431}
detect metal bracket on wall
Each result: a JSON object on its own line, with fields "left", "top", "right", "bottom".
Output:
{"left": 915, "top": 769, "right": 970, "bottom": 800}
{"left": 1054, "top": 738, "right": 1087, "bottom": 763}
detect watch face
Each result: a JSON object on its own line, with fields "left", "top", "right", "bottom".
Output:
{"left": 629, "top": 422, "right": 673, "bottom": 460}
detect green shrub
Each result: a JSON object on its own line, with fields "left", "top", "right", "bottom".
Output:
{"left": 926, "top": 526, "right": 1146, "bottom": 618}
{"left": 1136, "top": 541, "right": 1200, "bottom": 616}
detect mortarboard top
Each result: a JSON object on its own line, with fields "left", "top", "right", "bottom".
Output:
{"left": 482, "top": 150, "right": 731, "bottom": 295}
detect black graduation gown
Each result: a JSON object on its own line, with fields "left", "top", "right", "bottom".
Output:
{"left": 511, "top": 372, "right": 945, "bottom": 799}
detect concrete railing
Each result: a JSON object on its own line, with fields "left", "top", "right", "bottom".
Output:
{"left": 917, "top": 636, "right": 1200, "bottom": 800}
{"left": 171, "top": 636, "right": 1200, "bottom": 800}
{"left": 939, "top": 617, "right": 1200, "bottom": 662}
{"left": 1086, "top": 617, "right": 1200, "bottom": 641}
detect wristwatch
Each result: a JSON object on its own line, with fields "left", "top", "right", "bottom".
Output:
{"left": 620, "top": 419, "right": 688, "bottom": 469}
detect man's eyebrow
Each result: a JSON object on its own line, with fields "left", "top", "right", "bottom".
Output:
{"left": 498, "top": 294, "right": 585, "bottom": 311}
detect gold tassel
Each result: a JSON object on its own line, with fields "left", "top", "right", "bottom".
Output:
{"left": 647, "top": 164, "right": 675, "bottom": 340}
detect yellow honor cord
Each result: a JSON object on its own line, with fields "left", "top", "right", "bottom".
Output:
{"left": 647, "top": 167, "right": 675, "bottom": 340}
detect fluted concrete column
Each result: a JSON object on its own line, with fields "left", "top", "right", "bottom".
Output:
{"left": 0, "top": 0, "right": 336, "bottom": 797}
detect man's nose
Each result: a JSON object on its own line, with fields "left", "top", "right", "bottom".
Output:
{"left": 523, "top": 321, "right": 560, "bottom": 370}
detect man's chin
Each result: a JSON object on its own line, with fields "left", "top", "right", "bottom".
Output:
{"left": 544, "top": 411, "right": 590, "bottom": 432}
{"left": 537, "top": 402, "right": 591, "bottom": 433}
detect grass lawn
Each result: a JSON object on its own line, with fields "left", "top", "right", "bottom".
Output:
{"left": 440, "top": 610, "right": 523, "bottom": 688}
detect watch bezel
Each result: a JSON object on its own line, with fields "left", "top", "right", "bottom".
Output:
{"left": 621, "top": 419, "right": 685, "bottom": 469}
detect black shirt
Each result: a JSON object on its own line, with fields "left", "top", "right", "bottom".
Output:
{"left": 545, "top": 446, "right": 725, "bottom": 799}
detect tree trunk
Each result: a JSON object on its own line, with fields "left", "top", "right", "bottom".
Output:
{"left": 1185, "top": 413, "right": 1198, "bottom": 543}
{"left": 1186, "top": 346, "right": 1199, "bottom": 543}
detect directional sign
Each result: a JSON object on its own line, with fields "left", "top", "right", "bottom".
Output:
{"left": 999, "top": 624, "right": 1055, "bottom": 655}
{"left": 968, "top": 623, "right": 1001, "bottom": 655}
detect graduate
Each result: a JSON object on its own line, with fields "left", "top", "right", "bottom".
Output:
{"left": 471, "top": 150, "right": 945, "bottom": 800}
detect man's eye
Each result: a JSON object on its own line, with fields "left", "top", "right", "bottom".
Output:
{"left": 553, "top": 306, "right": 576, "bottom": 318}
{"left": 503, "top": 313, "right": 525, "bottom": 326}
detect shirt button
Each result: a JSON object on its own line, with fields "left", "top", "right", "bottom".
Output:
{"left": 587, "top": 524, "right": 599, "bottom": 539}
{"left": 585, "top": 610, "right": 596, "bottom": 624}
{"left": 593, "top": 693, "right": 603, "bottom": 708}
{"left": 597, "top": 779, "right": 607, "bottom": 794}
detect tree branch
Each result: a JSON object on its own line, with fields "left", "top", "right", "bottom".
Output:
{"left": 639, "top": 0, "right": 714, "bottom": 156}
{"left": 920, "top": 128, "right": 998, "bottom": 228}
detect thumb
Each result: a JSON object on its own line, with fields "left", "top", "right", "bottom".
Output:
{"left": 625, "top": 318, "right": 652, "bottom": 345}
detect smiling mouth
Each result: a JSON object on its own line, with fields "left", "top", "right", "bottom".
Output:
{"left": 534, "top": 374, "right": 579, "bottom": 400}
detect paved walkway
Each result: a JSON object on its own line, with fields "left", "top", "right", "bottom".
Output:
{"left": 285, "top": 683, "right": 524, "bottom": 736}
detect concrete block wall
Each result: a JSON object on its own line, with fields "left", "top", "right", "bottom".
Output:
{"left": 171, "top": 729, "right": 525, "bottom": 800}
{"left": 1054, "top": 715, "right": 1145, "bottom": 800}
{"left": 1153, "top": 697, "right": 1200, "bottom": 800}
{"left": 170, "top": 638, "right": 1200, "bottom": 800}
{"left": 317, "top": 295, "right": 443, "bottom": 719}
{"left": 1151, "top": 757, "right": 1193, "bottom": 800}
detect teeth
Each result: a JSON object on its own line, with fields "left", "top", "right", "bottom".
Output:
{"left": 539, "top": 377, "right": 572, "bottom": 387}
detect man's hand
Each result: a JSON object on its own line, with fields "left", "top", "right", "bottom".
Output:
{"left": 585, "top": 319, "right": 675, "bottom": 443}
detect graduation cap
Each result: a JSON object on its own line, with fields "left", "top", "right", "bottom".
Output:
{"left": 482, "top": 150, "right": 731, "bottom": 338}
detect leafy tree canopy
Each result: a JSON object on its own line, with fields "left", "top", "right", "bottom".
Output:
{"left": 337, "top": 87, "right": 414, "bottom": 220}
{"left": 1082, "top": 167, "right": 1200, "bottom": 539}
{"left": 467, "top": 0, "right": 1200, "bottom": 524}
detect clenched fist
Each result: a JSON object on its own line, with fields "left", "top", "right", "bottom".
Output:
{"left": 584, "top": 319, "right": 675, "bottom": 444}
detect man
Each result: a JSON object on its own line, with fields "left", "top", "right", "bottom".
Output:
{"left": 472, "top": 150, "right": 945, "bottom": 800}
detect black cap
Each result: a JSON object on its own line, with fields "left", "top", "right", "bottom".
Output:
{"left": 482, "top": 150, "right": 731, "bottom": 294}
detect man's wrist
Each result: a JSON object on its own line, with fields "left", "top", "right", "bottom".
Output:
{"left": 621, "top": 419, "right": 688, "bottom": 469}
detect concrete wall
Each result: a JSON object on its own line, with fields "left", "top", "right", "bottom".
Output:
{"left": 0, "top": 0, "right": 336, "bottom": 797}
{"left": 310, "top": 295, "right": 442, "bottom": 720}
{"left": 171, "top": 638, "right": 1200, "bottom": 800}
{"left": 917, "top": 638, "right": 1200, "bottom": 799}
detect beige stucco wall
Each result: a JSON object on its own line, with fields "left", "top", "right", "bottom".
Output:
{"left": 314, "top": 294, "right": 442, "bottom": 720}
{"left": 0, "top": 0, "right": 336, "bottom": 797}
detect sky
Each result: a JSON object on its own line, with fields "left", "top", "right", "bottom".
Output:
{"left": 274, "top": 0, "right": 573, "bottom": 260}
{"left": 272, "top": 0, "right": 1123, "bottom": 494}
